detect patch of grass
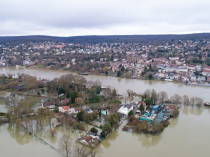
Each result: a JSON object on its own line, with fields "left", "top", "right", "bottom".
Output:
{"left": 34, "top": 65, "right": 44, "bottom": 68}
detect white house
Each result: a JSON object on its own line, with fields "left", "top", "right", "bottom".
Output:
{"left": 169, "top": 57, "right": 179, "bottom": 61}
{"left": 202, "top": 70, "right": 210, "bottom": 76}
{"left": 118, "top": 104, "right": 133, "bottom": 116}
{"left": 69, "top": 108, "right": 76, "bottom": 114}
{"left": 59, "top": 106, "right": 70, "bottom": 113}
{"left": 190, "top": 74, "right": 197, "bottom": 82}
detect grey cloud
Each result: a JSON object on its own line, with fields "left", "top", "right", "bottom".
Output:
{"left": 0, "top": 0, "right": 210, "bottom": 36}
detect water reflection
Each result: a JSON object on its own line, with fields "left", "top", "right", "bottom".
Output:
{"left": 117, "top": 77, "right": 122, "bottom": 83}
{"left": 207, "top": 108, "right": 210, "bottom": 114}
{"left": 148, "top": 80, "right": 153, "bottom": 85}
{"left": 181, "top": 106, "right": 203, "bottom": 116}
{"left": 168, "top": 117, "right": 178, "bottom": 128}
{"left": 7, "top": 124, "right": 34, "bottom": 145}
{"left": 136, "top": 134, "right": 162, "bottom": 148}
{"left": 101, "top": 139, "right": 111, "bottom": 148}
{"left": 101, "top": 129, "right": 119, "bottom": 149}
{"left": 45, "top": 129, "right": 58, "bottom": 144}
{"left": 189, "top": 107, "right": 203, "bottom": 116}
{"left": 0, "top": 124, "right": 3, "bottom": 134}
{"left": 182, "top": 106, "right": 189, "bottom": 115}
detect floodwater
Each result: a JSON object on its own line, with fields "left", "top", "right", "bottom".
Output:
{"left": 0, "top": 124, "right": 61, "bottom": 157}
{"left": 98, "top": 106, "right": 210, "bottom": 157}
{"left": 0, "top": 67, "right": 209, "bottom": 102}
{"left": 0, "top": 67, "right": 210, "bottom": 157}
{"left": 0, "top": 107, "right": 210, "bottom": 157}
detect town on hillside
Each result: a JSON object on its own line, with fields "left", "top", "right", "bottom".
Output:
{"left": 0, "top": 36, "right": 210, "bottom": 86}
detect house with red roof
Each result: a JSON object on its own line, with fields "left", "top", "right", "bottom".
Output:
{"left": 58, "top": 106, "right": 70, "bottom": 113}
{"left": 202, "top": 69, "right": 210, "bottom": 76}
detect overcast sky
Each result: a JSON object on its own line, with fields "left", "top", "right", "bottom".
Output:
{"left": 0, "top": 0, "right": 210, "bottom": 36}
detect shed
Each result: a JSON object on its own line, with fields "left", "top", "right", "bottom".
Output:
{"left": 152, "top": 105, "right": 159, "bottom": 111}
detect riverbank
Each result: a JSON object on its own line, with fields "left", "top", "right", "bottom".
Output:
{"left": 0, "top": 67, "right": 210, "bottom": 103}
{"left": 4, "top": 65, "right": 210, "bottom": 88}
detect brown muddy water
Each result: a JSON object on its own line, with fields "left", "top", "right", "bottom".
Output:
{"left": 0, "top": 67, "right": 210, "bottom": 157}
{"left": 0, "top": 67, "right": 209, "bottom": 102}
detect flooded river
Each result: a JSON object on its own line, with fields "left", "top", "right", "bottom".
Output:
{"left": 0, "top": 67, "right": 210, "bottom": 157}
{"left": 0, "top": 67, "right": 209, "bottom": 102}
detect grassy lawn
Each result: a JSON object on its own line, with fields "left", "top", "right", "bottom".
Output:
{"left": 33, "top": 65, "right": 45, "bottom": 68}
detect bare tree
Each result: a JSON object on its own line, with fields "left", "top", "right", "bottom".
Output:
{"left": 103, "top": 88, "right": 112, "bottom": 100}
{"left": 169, "top": 96, "right": 176, "bottom": 104}
{"left": 158, "top": 91, "right": 168, "bottom": 103}
{"left": 21, "top": 74, "right": 41, "bottom": 90}
{"left": 74, "top": 144, "right": 88, "bottom": 157}
{"left": 195, "top": 97, "right": 203, "bottom": 108}
{"left": 174, "top": 94, "right": 182, "bottom": 104}
{"left": 89, "top": 147, "right": 100, "bottom": 157}
{"left": 127, "top": 89, "right": 135, "bottom": 103}
{"left": 151, "top": 89, "right": 158, "bottom": 104}
{"left": 143, "top": 89, "right": 151, "bottom": 99}
{"left": 190, "top": 97, "right": 196, "bottom": 106}
{"left": 74, "top": 144, "right": 99, "bottom": 157}
{"left": 183, "top": 95, "right": 190, "bottom": 106}
{"left": 59, "top": 134, "right": 72, "bottom": 157}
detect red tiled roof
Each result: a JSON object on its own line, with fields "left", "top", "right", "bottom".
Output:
{"left": 61, "top": 106, "right": 70, "bottom": 111}
{"left": 203, "top": 69, "right": 210, "bottom": 73}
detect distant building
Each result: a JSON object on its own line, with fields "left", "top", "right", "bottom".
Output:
{"left": 42, "top": 100, "right": 55, "bottom": 109}
{"left": 169, "top": 57, "right": 179, "bottom": 61}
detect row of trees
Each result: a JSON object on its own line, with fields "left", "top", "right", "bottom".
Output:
{"left": 100, "top": 113, "right": 120, "bottom": 138}
{"left": 139, "top": 89, "right": 204, "bottom": 107}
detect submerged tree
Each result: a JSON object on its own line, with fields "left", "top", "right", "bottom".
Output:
{"left": 190, "top": 97, "right": 196, "bottom": 106}
{"left": 74, "top": 144, "right": 87, "bottom": 157}
{"left": 183, "top": 95, "right": 190, "bottom": 106}
{"left": 49, "top": 129, "right": 56, "bottom": 137}
{"left": 59, "top": 134, "right": 72, "bottom": 157}
{"left": 158, "top": 91, "right": 168, "bottom": 103}
{"left": 151, "top": 89, "right": 158, "bottom": 104}
{"left": 195, "top": 97, "right": 204, "bottom": 107}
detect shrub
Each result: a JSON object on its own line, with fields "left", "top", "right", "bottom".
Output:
{"left": 128, "top": 110, "right": 134, "bottom": 117}
{"left": 122, "top": 125, "right": 129, "bottom": 131}
{"left": 49, "top": 129, "right": 56, "bottom": 137}
{"left": 152, "top": 123, "right": 164, "bottom": 133}
{"left": 100, "top": 131, "right": 106, "bottom": 138}
{"left": 171, "top": 108, "right": 179, "bottom": 118}
{"left": 90, "top": 127, "right": 98, "bottom": 134}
